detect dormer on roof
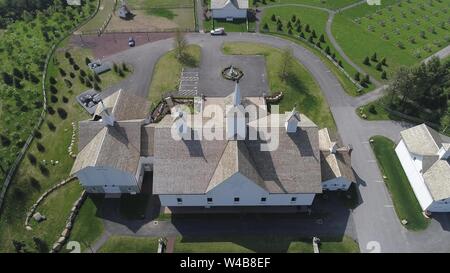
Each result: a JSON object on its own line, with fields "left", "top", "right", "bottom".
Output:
{"left": 98, "top": 100, "right": 116, "bottom": 127}
{"left": 285, "top": 107, "right": 301, "bottom": 133}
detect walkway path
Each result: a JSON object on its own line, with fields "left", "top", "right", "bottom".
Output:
{"left": 195, "top": 0, "right": 204, "bottom": 32}
{"left": 94, "top": 32, "right": 450, "bottom": 253}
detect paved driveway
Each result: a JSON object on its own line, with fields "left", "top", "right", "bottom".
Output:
{"left": 79, "top": 32, "right": 450, "bottom": 252}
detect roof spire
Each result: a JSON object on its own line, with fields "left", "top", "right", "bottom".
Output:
{"left": 232, "top": 80, "right": 241, "bottom": 106}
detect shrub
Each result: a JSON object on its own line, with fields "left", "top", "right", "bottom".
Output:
{"left": 271, "top": 14, "right": 276, "bottom": 21}
{"left": 371, "top": 53, "right": 377, "bottom": 62}
{"left": 262, "top": 23, "right": 269, "bottom": 31}
{"left": 354, "top": 72, "right": 360, "bottom": 81}
{"left": 368, "top": 104, "right": 377, "bottom": 114}
{"left": 36, "top": 142, "right": 45, "bottom": 153}
{"left": 381, "top": 71, "right": 387, "bottom": 79}
{"left": 376, "top": 62, "right": 383, "bottom": 71}
{"left": 363, "top": 56, "right": 370, "bottom": 65}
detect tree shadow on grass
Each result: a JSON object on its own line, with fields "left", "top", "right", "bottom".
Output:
{"left": 180, "top": 53, "right": 199, "bottom": 68}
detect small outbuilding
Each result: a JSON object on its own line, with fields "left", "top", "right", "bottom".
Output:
{"left": 211, "top": 0, "right": 248, "bottom": 20}
{"left": 66, "top": 0, "right": 82, "bottom": 6}
{"left": 118, "top": 4, "right": 132, "bottom": 19}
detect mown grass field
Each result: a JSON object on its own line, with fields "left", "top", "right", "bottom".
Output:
{"left": 253, "top": 0, "right": 360, "bottom": 10}
{"left": 223, "top": 42, "right": 336, "bottom": 131}
{"left": 332, "top": 0, "right": 450, "bottom": 81}
{"left": 98, "top": 236, "right": 160, "bottom": 253}
{"left": 114, "top": 0, "right": 195, "bottom": 32}
{"left": 370, "top": 136, "right": 430, "bottom": 231}
{"left": 0, "top": 1, "right": 98, "bottom": 189}
{"left": 148, "top": 44, "right": 201, "bottom": 108}
{"left": 174, "top": 235, "right": 359, "bottom": 253}
{"left": 79, "top": 0, "right": 115, "bottom": 33}
{"left": 0, "top": 34, "right": 128, "bottom": 252}
{"left": 95, "top": 234, "right": 358, "bottom": 253}
{"left": 260, "top": 5, "right": 373, "bottom": 95}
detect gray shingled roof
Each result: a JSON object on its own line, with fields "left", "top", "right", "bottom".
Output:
{"left": 95, "top": 89, "right": 149, "bottom": 121}
{"left": 78, "top": 120, "right": 105, "bottom": 151}
{"left": 423, "top": 159, "right": 450, "bottom": 200}
{"left": 153, "top": 112, "right": 323, "bottom": 195}
{"left": 401, "top": 124, "right": 443, "bottom": 156}
{"left": 211, "top": 0, "right": 249, "bottom": 9}
{"left": 71, "top": 120, "right": 144, "bottom": 175}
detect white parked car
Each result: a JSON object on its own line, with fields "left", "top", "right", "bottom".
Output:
{"left": 210, "top": 27, "right": 225, "bottom": 35}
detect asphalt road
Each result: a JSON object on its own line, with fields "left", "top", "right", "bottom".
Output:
{"left": 98, "top": 32, "right": 450, "bottom": 253}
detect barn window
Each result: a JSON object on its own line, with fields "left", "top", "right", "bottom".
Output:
{"left": 291, "top": 197, "right": 297, "bottom": 202}
{"left": 177, "top": 198, "right": 183, "bottom": 204}
{"left": 234, "top": 197, "right": 240, "bottom": 203}
{"left": 261, "top": 197, "right": 267, "bottom": 202}
{"left": 207, "top": 197, "right": 213, "bottom": 203}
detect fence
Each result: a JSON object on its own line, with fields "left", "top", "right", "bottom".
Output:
{"left": 264, "top": 31, "right": 364, "bottom": 92}
{"left": 0, "top": 0, "right": 101, "bottom": 216}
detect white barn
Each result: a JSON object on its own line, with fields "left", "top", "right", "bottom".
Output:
{"left": 319, "top": 128, "right": 355, "bottom": 191}
{"left": 211, "top": 0, "right": 248, "bottom": 20}
{"left": 395, "top": 124, "right": 450, "bottom": 213}
{"left": 153, "top": 83, "right": 353, "bottom": 207}
{"left": 71, "top": 83, "right": 354, "bottom": 207}
{"left": 71, "top": 90, "right": 153, "bottom": 196}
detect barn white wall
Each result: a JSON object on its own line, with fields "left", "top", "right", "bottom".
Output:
{"left": 322, "top": 177, "right": 351, "bottom": 191}
{"left": 77, "top": 166, "right": 140, "bottom": 194}
{"left": 395, "top": 140, "right": 434, "bottom": 211}
{"left": 212, "top": 4, "right": 247, "bottom": 19}
{"left": 159, "top": 173, "right": 316, "bottom": 206}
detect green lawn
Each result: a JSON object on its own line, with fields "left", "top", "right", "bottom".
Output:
{"left": 260, "top": 5, "right": 374, "bottom": 95}
{"left": 65, "top": 196, "right": 104, "bottom": 253}
{"left": 0, "top": 36, "right": 127, "bottom": 252}
{"left": 0, "top": 1, "right": 98, "bottom": 189}
{"left": 148, "top": 44, "right": 201, "bottom": 108}
{"left": 98, "top": 236, "right": 159, "bottom": 253}
{"left": 80, "top": 0, "right": 116, "bottom": 33}
{"left": 174, "top": 235, "right": 359, "bottom": 253}
{"left": 357, "top": 97, "right": 400, "bottom": 121}
{"left": 370, "top": 136, "right": 430, "bottom": 231}
{"left": 222, "top": 42, "right": 336, "bottom": 131}
{"left": 253, "top": 0, "right": 361, "bottom": 10}
{"left": 332, "top": 0, "right": 450, "bottom": 81}
{"left": 204, "top": 18, "right": 249, "bottom": 32}
{"left": 128, "top": 0, "right": 194, "bottom": 9}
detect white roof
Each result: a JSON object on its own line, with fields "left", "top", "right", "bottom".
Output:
{"left": 66, "top": 0, "right": 81, "bottom": 5}
{"left": 400, "top": 124, "right": 443, "bottom": 156}
{"left": 423, "top": 160, "right": 450, "bottom": 201}
{"left": 211, "top": 0, "right": 249, "bottom": 9}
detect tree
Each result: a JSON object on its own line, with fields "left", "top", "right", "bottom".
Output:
{"left": 174, "top": 29, "right": 188, "bottom": 61}
{"left": 299, "top": 32, "right": 305, "bottom": 39}
{"left": 354, "top": 72, "right": 361, "bottom": 81}
{"left": 381, "top": 71, "right": 387, "bottom": 79}
{"left": 363, "top": 56, "right": 370, "bottom": 65}
{"left": 296, "top": 24, "right": 302, "bottom": 32}
{"left": 279, "top": 47, "right": 293, "bottom": 81}
{"left": 305, "top": 24, "right": 310, "bottom": 32}
{"left": 262, "top": 23, "right": 269, "bottom": 32}
{"left": 311, "top": 29, "right": 317, "bottom": 38}
{"left": 371, "top": 52, "right": 378, "bottom": 62}
{"left": 288, "top": 28, "right": 293, "bottom": 35}
{"left": 2, "top": 72, "right": 13, "bottom": 85}
{"left": 85, "top": 57, "right": 91, "bottom": 66}
{"left": 381, "top": 57, "right": 387, "bottom": 66}
{"left": 291, "top": 14, "right": 296, "bottom": 22}
{"left": 376, "top": 62, "right": 383, "bottom": 71}
{"left": 325, "top": 46, "right": 331, "bottom": 55}
{"left": 319, "top": 34, "right": 325, "bottom": 43}
{"left": 287, "top": 21, "right": 292, "bottom": 29}
{"left": 271, "top": 14, "right": 276, "bottom": 21}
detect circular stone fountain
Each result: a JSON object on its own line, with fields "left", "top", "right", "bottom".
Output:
{"left": 221, "top": 65, "right": 244, "bottom": 81}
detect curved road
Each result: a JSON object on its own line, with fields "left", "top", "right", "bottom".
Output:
{"left": 98, "top": 32, "right": 450, "bottom": 253}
